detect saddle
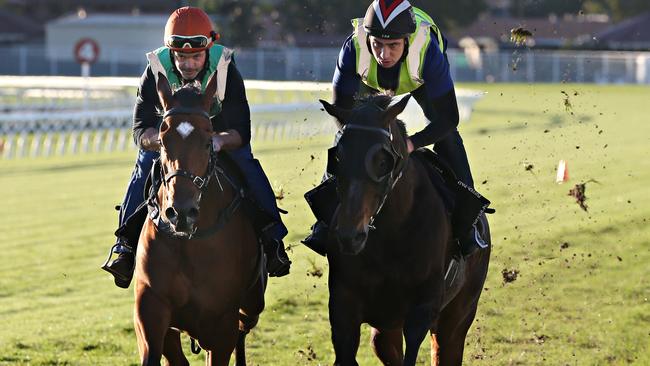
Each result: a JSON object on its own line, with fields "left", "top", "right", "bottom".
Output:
{"left": 114, "top": 152, "right": 278, "bottom": 250}
{"left": 304, "top": 147, "right": 493, "bottom": 241}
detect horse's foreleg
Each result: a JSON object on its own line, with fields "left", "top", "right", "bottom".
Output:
{"left": 134, "top": 290, "right": 172, "bottom": 366}
{"left": 370, "top": 327, "right": 403, "bottom": 365}
{"left": 434, "top": 306, "right": 478, "bottom": 366}
{"left": 234, "top": 331, "right": 247, "bottom": 366}
{"left": 203, "top": 312, "right": 240, "bottom": 366}
{"left": 330, "top": 289, "right": 363, "bottom": 366}
{"left": 162, "top": 329, "right": 189, "bottom": 366}
{"left": 430, "top": 333, "right": 440, "bottom": 366}
{"left": 403, "top": 302, "right": 439, "bottom": 366}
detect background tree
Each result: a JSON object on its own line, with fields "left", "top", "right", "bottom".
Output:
{"left": 276, "top": 0, "right": 487, "bottom": 42}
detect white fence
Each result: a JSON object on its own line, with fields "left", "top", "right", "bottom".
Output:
{"left": 0, "top": 78, "right": 483, "bottom": 160}
{"left": 1, "top": 45, "right": 649, "bottom": 84}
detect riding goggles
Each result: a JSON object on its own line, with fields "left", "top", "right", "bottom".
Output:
{"left": 166, "top": 35, "right": 210, "bottom": 50}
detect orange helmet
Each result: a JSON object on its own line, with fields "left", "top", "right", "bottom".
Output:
{"left": 164, "top": 7, "right": 217, "bottom": 52}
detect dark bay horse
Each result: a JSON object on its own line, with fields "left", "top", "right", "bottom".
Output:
{"left": 321, "top": 95, "right": 491, "bottom": 365}
{"left": 133, "top": 73, "right": 265, "bottom": 365}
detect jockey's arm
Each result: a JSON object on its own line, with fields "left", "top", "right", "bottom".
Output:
{"left": 408, "top": 36, "right": 459, "bottom": 151}
{"left": 332, "top": 35, "right": 361, "bottom": 113}
{"left": 133, "top": 66, "right": 163, "bottom": 150}
{"left": 211, "top": 62, "right": 250, "bottom": 151}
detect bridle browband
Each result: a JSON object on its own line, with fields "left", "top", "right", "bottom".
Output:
{"left": 340, "top": 122, "right": 407, "bottom": 229}
{"left": 163, "top": 106, "right": 211, "bottom": 120}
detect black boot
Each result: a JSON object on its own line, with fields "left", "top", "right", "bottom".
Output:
{"left": 263, "top": 238, "right": 291, "bottom": 277}
{"left": 301, "top": 221, "right": 329, "bottom": 256}
{"left": 101, "top": 243, "right": 135, "bottom": 289}
{"left": 459, "top": 225, "right": 488, "bottom": 257}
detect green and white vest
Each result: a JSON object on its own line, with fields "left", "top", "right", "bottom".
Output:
{"left": 351, "top": 7, "right": 445, "bottom": 95}
{"left": 145, "top": 45, "right": 233, "bottom": 116}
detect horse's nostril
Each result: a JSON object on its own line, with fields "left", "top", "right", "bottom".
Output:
{"left": 165, "top": 207, "right": 178, "bottom": 223}
{"left": 187, "top": 207, "right": 199, "bottom": 220}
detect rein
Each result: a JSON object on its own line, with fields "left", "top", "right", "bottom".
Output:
{"left": 341, "top": 123, "right": 408, "bottom": 229}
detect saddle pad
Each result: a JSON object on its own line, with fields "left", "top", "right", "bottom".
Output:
{"left": 411, "top": 148, "right": 456, "bottom": 213}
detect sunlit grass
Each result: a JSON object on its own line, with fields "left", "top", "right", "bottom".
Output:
{"left": 0, "top": 83, "right": 648, "bottom": 365}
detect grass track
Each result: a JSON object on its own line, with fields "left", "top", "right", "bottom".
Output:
{"left": 1, "top": 83, "right": 649, "bottom": 365}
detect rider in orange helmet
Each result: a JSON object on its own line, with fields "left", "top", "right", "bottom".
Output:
{"left": 102, "top": 7, "right": 291, "bottom": 288}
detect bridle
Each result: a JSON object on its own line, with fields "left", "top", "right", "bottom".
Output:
{"left": 339, "top": 121, "right": 407, "bottom": 229}
{"left": 160, "top": 106, "right": 218, "bottom": 197}
{"left": 148, "top": 106, "right": 242, "bottom": 239}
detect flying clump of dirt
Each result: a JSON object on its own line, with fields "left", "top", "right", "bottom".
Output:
{"left": 297, "top": 344, "right": 318, "bottom": 361}
{"left": 510, "top": 27, "right": 533, "bottom": 46}
{"left": 568, "top": 179, "right": 599, "bottom": 212}
{"left": 561, "top": 90, "right": 573, "bottom": 114}
{"left": 502, "top": 268, "right": 520, "bottom": 284}
{"left": 306, "top": 258, "right": 323, "bottom": 278}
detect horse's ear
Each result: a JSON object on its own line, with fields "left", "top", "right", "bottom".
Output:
{"left": 320, "top": 99, "right": 351, "bottom": 129}
{"left": 202, "top": 71, "right": 219, "bottom": 112}
{"left": 156, "top": 72, "right": 174, "bottom": 111}
{"left": 382, "top": 94, "right": 411, "bottom": 127}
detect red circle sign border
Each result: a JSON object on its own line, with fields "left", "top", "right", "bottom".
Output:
{"left": 74, "top": 38, "right": 100, "bottom": 64}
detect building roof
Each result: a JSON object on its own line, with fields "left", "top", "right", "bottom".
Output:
{"left": 0, "top": 9, "right": 44, "bottom": 43}
{"left": 593, "top": 12, "right": 650, "bottom": 50}
{"left": 49, "top": 13, "right": 168, "bottom": 27}
{"left": 453, "top": 14, "right": 611, "bottom": 49}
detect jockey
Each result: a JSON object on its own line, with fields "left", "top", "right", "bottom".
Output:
{"left": 103, "top": 7, "right": 291, "bottom": 288}
{"left": 303, "top": 0, "right": 488, "bottom": 257}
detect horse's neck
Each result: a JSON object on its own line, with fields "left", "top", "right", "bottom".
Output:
{"left": 196, "top": 174, "right": 236, "bottom": 228}
{"left": 376, "top": 160, "right": 420, "bottom": 230}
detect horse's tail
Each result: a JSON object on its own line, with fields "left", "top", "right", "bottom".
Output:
{"left": 234, "top": 330, "right": 247, "bottom": 366}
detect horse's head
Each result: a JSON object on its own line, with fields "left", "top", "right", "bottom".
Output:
{"left": 320, "top": 94, "right": 411, "bottom": 255}
{"left": 155, "top": 72, "right": 218, "bottom": 237}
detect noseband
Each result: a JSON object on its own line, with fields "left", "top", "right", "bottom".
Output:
{"left": 340, "top": 123, "right": 407, "bottom": 228}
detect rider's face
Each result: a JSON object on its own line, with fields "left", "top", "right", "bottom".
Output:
{"left": 173, "top": 50, "right": 207, "bottom": 80}
{"left": 369, "top": 36, "right": 405, "bottom": 69}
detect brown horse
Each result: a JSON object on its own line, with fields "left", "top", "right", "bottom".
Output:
{"left": 133, "top": 73, "right": 265, "bottom": 366}
{"left": 321, "top": 94, "right": 491, "bottom": 366}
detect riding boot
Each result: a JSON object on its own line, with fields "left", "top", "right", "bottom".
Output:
{"left": 102, "top": 241, "right": 135, "bottom": 289}
{"left": 458, "top": 224, "right": 488, "bottom": 257}
{"left": 262, "top": 237, "right": 291, "bottom": 277}
{"left": 301, "top": 220, "right": 328, "bottom": 256}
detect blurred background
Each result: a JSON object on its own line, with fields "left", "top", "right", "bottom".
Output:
{"left": 1, "top": 1, "right": 648, "bottom": 365}
{"left": 0, "top": 0, "right": 649, "bottom": 81}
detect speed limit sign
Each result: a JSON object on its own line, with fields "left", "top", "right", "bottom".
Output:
{"left": 74, "top": 38, "right": 100, "bottom": 64}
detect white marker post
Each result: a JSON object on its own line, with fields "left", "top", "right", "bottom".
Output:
{"left": 74, "top": 38, "right": 100, "bottom": 111}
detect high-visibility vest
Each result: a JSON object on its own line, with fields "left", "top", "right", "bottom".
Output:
{"left": 146, "top": 45, "right": 233, "bottom": 116}
{"left": 351, "top": 7, "right": 445, "bottom": 95}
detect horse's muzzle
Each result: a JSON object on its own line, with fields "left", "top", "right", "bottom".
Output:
{"left": 336, "top": 226, "right": 369, "bottom": 255}
{"left": 165, "top": 203, "right": 199, "bottom": 235}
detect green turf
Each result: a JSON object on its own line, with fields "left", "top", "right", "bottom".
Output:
{"left": 0, "top": 83, "right": 648, "bottom": 365}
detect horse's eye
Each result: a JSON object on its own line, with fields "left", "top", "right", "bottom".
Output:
{"left": 375, "top": 152, "right": 393, "bottom": 177}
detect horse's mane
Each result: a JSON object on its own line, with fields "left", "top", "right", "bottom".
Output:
{"left": 356, "top": 94, "right": 408, "bottom": 141}
{"left": 172, "top": 82, "right": 203, "bottom": 108}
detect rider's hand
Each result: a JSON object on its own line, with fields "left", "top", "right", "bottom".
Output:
{"left": 406, "top": 138, "right": 415, "bottom": 154}
{"left": 211, "top": 135, "right": 224, "bottom": 152}
{"left": 139, "top": 128, "right": 160, "bottom": 151}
